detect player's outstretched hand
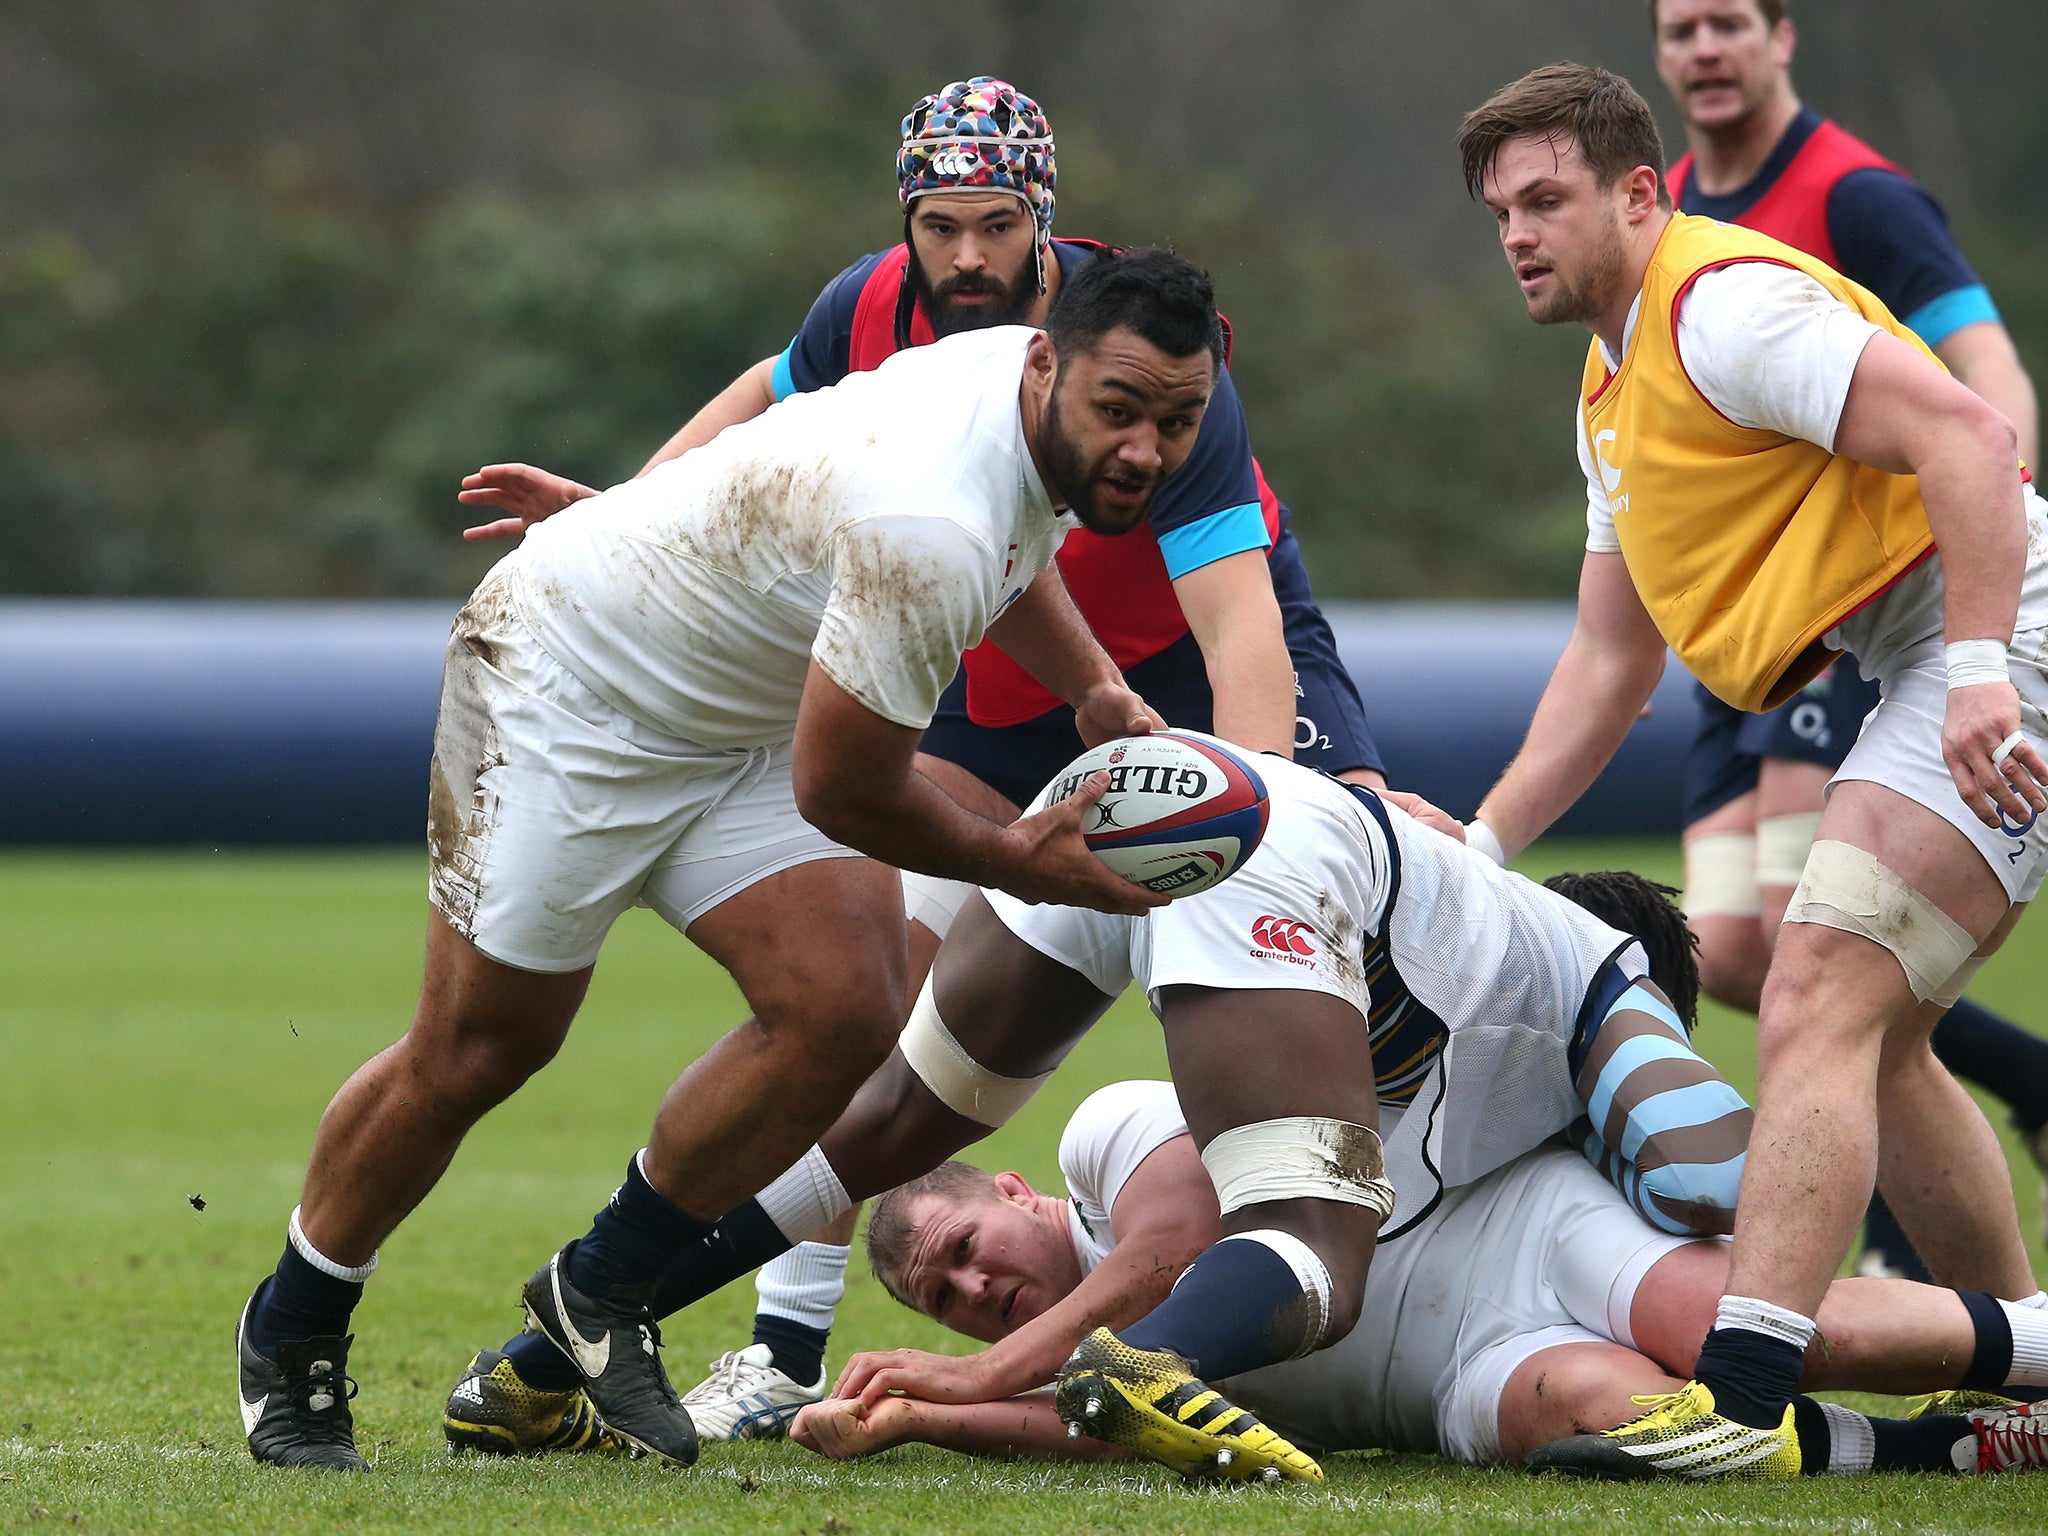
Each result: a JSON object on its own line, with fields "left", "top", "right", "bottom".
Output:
{"left": 791, "top": 1396, "right": 919, "bottom": 1461}
{"left": 834, "top": 1347, "right": 1016, "bottom": 1411}
{"left": 457, "top": 463, "right": 600, "bottom": 541}
{"left": 1378, "top": 788, "right": 1467, "bottom": 840}
{"left": 996, "top": 773, "right": 1170, "bottom": 916}
{"left": 1943, "top": 681, "right": 2046, "bottom": 831}
{"left": 1073, "top": 681, "right": 1165, "bottom": 748}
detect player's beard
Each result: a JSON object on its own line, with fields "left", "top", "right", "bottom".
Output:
{"left": 1528, "top": 206, "right": 1629, "bottom": 327}
{"left": 909, "top": 249, "right": 1040, "bottom": 337}
{"left": 1036, "top": 382, "right": 1158, "bottom": 536}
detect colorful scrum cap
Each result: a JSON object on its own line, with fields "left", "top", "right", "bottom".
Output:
{"left": 1037, "top": 730, "right": 1271, "bottom": 896}
{"left": 897, "top": 76, "right": 1057, "bottom": 280}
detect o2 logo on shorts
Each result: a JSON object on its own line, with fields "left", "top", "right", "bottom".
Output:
{"left": 1788, "top": 701, "right": 1831, "bottom": 751}
{"left": 1250, "top": 915, "right": 1317, "bottom": 965}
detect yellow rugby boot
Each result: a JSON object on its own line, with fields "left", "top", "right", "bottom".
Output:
{"left": 1525, "top": 1380, "right": 1800, "bottom": 1481}
{"left": 1054, "top": 1327, "right": 1322, "bottom": 1484}
{"left": 1905, "top": 1389, "right": 2022, "bottom": 1420}
{"left": 443, "top": 1348, "right": 628, "bottom": 1457}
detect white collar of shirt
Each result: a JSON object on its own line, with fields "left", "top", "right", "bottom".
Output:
{"left": 1596, "top": 291, "right": 1646, "bottom": 376}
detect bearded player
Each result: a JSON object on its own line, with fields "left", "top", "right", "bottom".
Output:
{"left": 1454, "top": 63, "right": 2047, "bottom": 1479}
{"left": 235, "top": 250, "right": 1220, "bottom": 1470}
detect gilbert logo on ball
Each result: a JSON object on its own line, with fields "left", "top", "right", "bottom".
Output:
{"left": 1035, "top": 731, "right": 1270, "bottom": 896}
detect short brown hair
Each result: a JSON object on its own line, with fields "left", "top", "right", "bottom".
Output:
{"left": 1459, "top": 62, "right": 1671, "bottom": 205}
{"left": 1646, "top": 0, "right": 1786, "bottom": 30}
{"left": 865, "top": 1161, "right": 1002, "bottom": 1309}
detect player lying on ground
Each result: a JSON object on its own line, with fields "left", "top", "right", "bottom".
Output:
{"left": 789, "top": 1079, "right": 2048, "bottom": 1478}
{"left": 236, "top": 249, "right": 1226, "bottom": 1471}
{"left": 445, "top": 750, "right": 1756, "bottom": 1479}
{"left": 1453, "top": 61, "right": 2048, "bottom": 1480}
{"left": 456, "top": 76, "right": 1390, "bottom": 1436}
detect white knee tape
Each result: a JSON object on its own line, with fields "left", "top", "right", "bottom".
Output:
{"left": 1927, "top": 955, "right": 1985, "bottom": 1010}
{"left": 1755, "top": 812, "right": 1823, "bottom": 891}
{"left": 896, "top": 976, "right": 1049, "bottom": 1128}
{"left": 1783, "top": 840, "right": 1980, "bottom": 1005}
{"left": 1682, "top": 832, "right": 1762, "bottom": 918}
{"left": 901, "top": 872, "right": 972, "bottom": 941}
{"left": 1200, "top": 1118, "right": 1397, "bottom": 1221}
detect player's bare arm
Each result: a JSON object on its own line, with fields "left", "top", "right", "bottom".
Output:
{"left": 1831, "top": 330, "right": 2047, "bottom": 826}
{"left": 1934, "top": 331, "right": 2039, "bottom": 476}
{"left": 835, "top": 1133, "right": 1217, "bottom": 1409}
{"left": 1173, "top": 549, "right": 1297, "bottom": 757}
{"left": 791, "top": 661, "right": 1164, "bottom": 916}
{"left": 983, "top": 564, "right": 1165, "bottom": 746}
{"left": 795, "top": 1391, "right": 1127, "bottom": 1463}
{"left": 635, "top": 355, "right": 782, "bottom": 476}
{"left": 1470, "top": 551, "right": 1667, "bottom": 858}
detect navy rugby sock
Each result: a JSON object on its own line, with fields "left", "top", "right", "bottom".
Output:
{"left": 1931, "top": 998, "right": 2048, "bottom": 1133}
{"left": 1118, "top": 1234, "right": 1325, "bottom": 1381}
{"left": 648, "top": 1200, "right": 795, "bottom": 1321}
{"left": 565, "top": 1151, "right": 715, "bottom": 1302}
{"left": 502, "top": 1329, "right": 584, "bottom": 1391}
{"left": 1794, "top": 1397, "right": 1979, "bottom": 1473}
{"left": 1695, "top": 1323, "right": 1807, "bottom": 1430}
{"left": 247, "top": 1246, "right": 363, "bottom": 1357}
{"left": 751, "top": 1315, "right": 829, "bottom": 1388}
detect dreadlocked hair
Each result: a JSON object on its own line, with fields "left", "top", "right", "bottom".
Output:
{"left": 1544, "top": 870, "right": 1701, "bottom": 1032}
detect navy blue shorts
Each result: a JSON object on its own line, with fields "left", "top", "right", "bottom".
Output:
{"left": 919, "top": 529, "right": 1383, "bottom": 811}
{"left": 1682, "top": 660, "right": 1882, "bottom": 826}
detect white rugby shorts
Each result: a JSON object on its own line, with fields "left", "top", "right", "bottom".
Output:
{"left": 1225, "top": 1144, "right": 1700, "bottom": 1465}
{"left": 1831, "top": 622, "right": 2048, "bottom": 904}
{"left": 427, "top": 574, "right": 859, "bottom": 973}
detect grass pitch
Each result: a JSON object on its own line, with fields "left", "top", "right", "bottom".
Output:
{"left": 4, "top": 842, "right": 2047, "bottom": 1534}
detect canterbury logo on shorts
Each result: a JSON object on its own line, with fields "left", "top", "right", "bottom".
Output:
{"left": 1250, "top": 915, "right": 1317, "bottom": 961}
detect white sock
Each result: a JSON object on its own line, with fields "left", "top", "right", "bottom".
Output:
{"left": 1714, "top": 1293, "right": 1818, "bottom": 1350}
{"left": 1817, "top": 1401, "right": 1875, "bottom": 1474}
{"left": 288, "top": 1205, "right": 377, "bottom": 1282}
{"left": 2014, "top": 1289, "right": 2048, "bottom": 1311}
{"left": 2000, "top": 1296, "right": 2048, "bottom": 1390}
{"left": 756, "top": 1241, "right": 851, "bottom": 1342}
{"left": 755, "top": 1145, "right": 852, "bottom": 1245}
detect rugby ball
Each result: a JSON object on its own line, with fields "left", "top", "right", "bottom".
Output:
{"left": 1032, "top": 731, "right": 1270, "bottom": 896}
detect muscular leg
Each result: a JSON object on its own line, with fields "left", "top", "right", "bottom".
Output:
{"left": 635, "top": 895, "right": 1115, "bottom": 1323}
{"left": 1874, "top": 901, "right": 2034, "bottom": 1290}
{"left": 1117, "top": 987, "right": 1384, "bottom": 1374}
{"left": 1500, "top": 1345, "right": 1685, "bottom": 1464}
{"left": 303, "top": 914, "right": 591, "bottom": 1261}
{"left": 1733, "top": 783, "right": 2031, "bottom": 1315}
{"left": 1752, "top": 759, "right": 1833, "bottom": 935}
{"left": 249, "top": 912, "right": 591, "bottom": 1362}
{"left": 1676, "top": 782, "right": 2034, "bottom": 1432}
{"left": 1757, "top": 758, "right": 2048, "bottom": 1276}
{"left": 1682, "top": 792, "right": 1770, "bottom": 1013}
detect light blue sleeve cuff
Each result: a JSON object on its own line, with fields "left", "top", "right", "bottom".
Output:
{"left": 1903, "top": 285, "right": 2000, "bottom": 349}
{"left": 1157, "top": 502, "right": 1271, "bottom": 580}
{"left": 770, "top": 344, "right": 798, "bottom": 402}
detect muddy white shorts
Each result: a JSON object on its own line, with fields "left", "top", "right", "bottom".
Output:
{"left": 1223, "top": 1143, "right": 1702, "bottom": 1465}
{"left": 428, "top": 576, "right": 859, "bottom": 973}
